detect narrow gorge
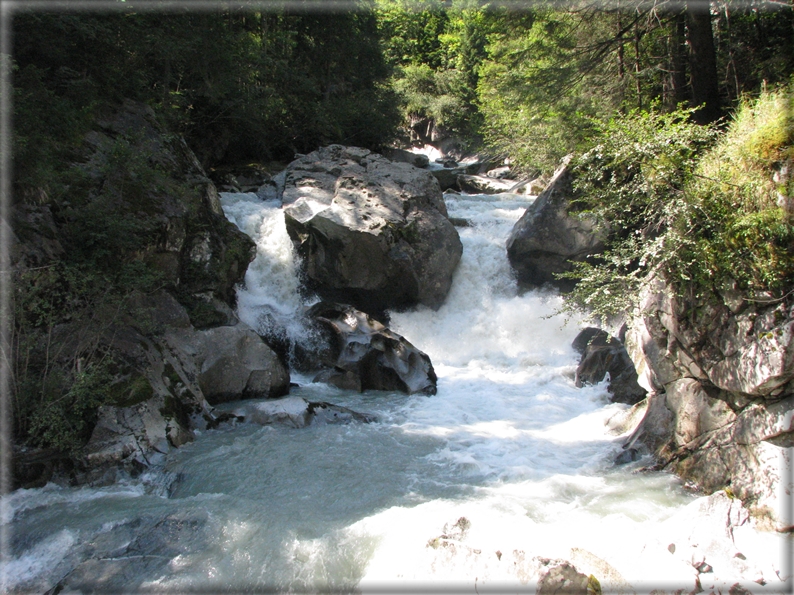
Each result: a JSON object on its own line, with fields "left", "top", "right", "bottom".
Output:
{"left": 4, "top": 109, "right": 791, "bottom": 592}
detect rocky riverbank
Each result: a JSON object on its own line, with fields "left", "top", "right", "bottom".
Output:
{"left": 505, "top": 157, "right": 794, "bottom": 534}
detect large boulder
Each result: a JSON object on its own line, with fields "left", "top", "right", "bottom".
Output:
{"left": 506, "top": 157, "right": 604, "bottom": 291}
{"left": 572, "top": 328, "right": 647, "bottom": 405}
{"left": 624, "top": 276, "right": 794, "bottom": 529}
{"left": 282, "top": 145, "right": 462, "bottom": 314}
{"left": 165, "top": 322, "right": 290, "bottom": 406}
{"left": 307, "top": 302, "right": 437, "bottom": 395}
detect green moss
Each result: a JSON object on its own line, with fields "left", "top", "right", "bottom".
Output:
{"left": 160, "top": 393, "right": 190, "bottom": 428}
{"left": 108, "top": 373, "right": 154, "bottom": 407}
{"left": 163, "top": 362, "right": 182, "bottom": 387}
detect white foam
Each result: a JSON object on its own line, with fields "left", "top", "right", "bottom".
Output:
{"left": 0, "top": 529, "right": 76, "bottom": 592}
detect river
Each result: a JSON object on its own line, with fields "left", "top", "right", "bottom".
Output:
{"left": 2, "top": 191, "right": 786, "bottom": 593}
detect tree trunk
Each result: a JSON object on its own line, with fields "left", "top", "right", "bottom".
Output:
{"left": 686, "top": 0, "right": 721, "bottom": 124}
{"left": 671, "top": 10, "right": 689, "bottom": 107}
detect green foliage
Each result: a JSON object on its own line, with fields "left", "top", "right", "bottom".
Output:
{"left": 561, "top": 87, "right": 794, "bottom": 322}
{"left": 678, "top": 87, "right": 794, "bottom": 295}
{"left": 25, "top": 360, "right": 114, "bottom": 455}
{"left": 376, "top": 0, "right": 491, "bottom": 143}
{"left": 477, "top": 8, "right": 624, "bottom": 173}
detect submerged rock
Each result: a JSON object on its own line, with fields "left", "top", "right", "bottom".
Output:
{"left": 506, "top": 157, "right": 604, "bottom": 291}
{"left": 231, "top": 396, "right": 375, "bottom": 428}
{"left": 45, "top": 511, "right": 214, "bottom": 595}
{"left": 572, "top": 328, "right": 647, "bottom": 405}
{"left": 281, "top": 145, "right": 462, "bottom": 314}
{"left": 308, "top": 301, "right": 437, "bottom": 395}
{"left": 536, "top": 559, "right": 595, "bottom": 595}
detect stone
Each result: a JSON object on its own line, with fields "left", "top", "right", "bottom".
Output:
{"left": 308, "top": 301, "right": 437, "bottom": 395}
{"left": 233, "top": 396, "right": 312, "bottom": 428}
{"left": 457, "top": 174, "right": 515, "bottom": 194}
{"left": 49, "top": 511, "right": 213, "bottom": 594}
{"left": 232, "top": 396, "right": 375, "bottom": 428}
{"left": 624, "top": 274, "right": 794, "bottom": 527}
{"left": 536, "top": 560, "right": 592, "bottom": 595}
{"left": 282, "top": 145, "right": 462, "bottom": 313}
{"left": 430, "top": 166, "right": 463, "bottom": 191}
{"left": 380, "top": 146, "right": 430, "bottom": 168}
{"left": 166, "top": 323, "right": 290, "bottom": 405}
{"left": 506, "top": 157, "right": 605, "bottom": 291}
{"left": 573, "top": 328, "right": 647, "bottom": 405}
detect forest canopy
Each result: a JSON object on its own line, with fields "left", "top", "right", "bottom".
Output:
{"left": 11, "top": 0, "right": 794, "bottom": 182}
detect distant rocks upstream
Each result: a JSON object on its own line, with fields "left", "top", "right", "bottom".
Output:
{"left": 506, "top": 157, "right": 604, "bottom": 291}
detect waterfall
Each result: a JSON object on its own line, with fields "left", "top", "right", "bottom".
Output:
{"left": 2, "top": 192, "right": 785, "bottom": 594}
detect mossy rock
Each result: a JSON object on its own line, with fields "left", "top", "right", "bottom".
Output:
{"left": 108, "top": 373, "right": 154, "bottom": 408}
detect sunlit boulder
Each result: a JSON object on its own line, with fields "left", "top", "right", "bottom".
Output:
{"left": 281, "top": 145, "right": 462, "bottom": 315}
{"left": 506, "top": 156, "right": 604, "bottom": 291}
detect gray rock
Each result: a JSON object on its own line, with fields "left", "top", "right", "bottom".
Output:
{"left": 380, "top": 146, "right": 430, "bottom": 168}
{"left": 430, "top": 167, "right": 462, "bottom": 191}
{"left": 536, "top": 559, "right": 592, "bottom": 595}
{"left": 232, "top": 396, "right": 375, "bottom": 428}
{"left": 308, "top": 302, "right": 437, "bottom": 395}
{"left": 613, "top": 447, "right": 640, "bottom": 465}
{"left": 48, "top": 511, "right": 213, "bottom": 594}
{"left": 457, "top": 174, "right": 515, "bottom": 194}
{"left": 167, "top": 322, "right": 290, "bottom": 405}
{"left": 624, "top": 275, "right": 794, "bottom": 528}
{"left": 506, "top": 157, "right": 604, "bottom": 291}
{"left": 282, "top": 145, "right": 462, "bottom": 313}
{"left": 573, "top": 328, "right": 647, "bottom": 405}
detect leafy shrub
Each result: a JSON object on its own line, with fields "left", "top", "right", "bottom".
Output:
{"left": 25, "top": 361, "right": 114, "bottom": 455}
{"left": 561, "top": 86, "right": 794, "bottom": 321}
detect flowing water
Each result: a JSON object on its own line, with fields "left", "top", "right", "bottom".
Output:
{"left": 3, "top": 191, "right": 786, "bottom": 593}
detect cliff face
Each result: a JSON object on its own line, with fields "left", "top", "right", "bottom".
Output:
{"left": 625, "top": 276, "right": 793, "bottom": 529}
{"left": 11, "top": 100, "right": 290, "bottom": 488}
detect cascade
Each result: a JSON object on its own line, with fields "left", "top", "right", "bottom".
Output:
{"left": 2, "top": 192, "right": 786, "bottom": 594}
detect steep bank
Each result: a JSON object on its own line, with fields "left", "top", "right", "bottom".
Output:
{"left": 503, "top": 93, "right": 794, "bottom": 532}
{"left": 11, "top": 100, "right": 288, "bottom": 488}
{"left": 625, "top": 277, "right": 793, "bottom": 530}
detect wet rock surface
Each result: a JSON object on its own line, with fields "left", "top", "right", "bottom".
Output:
{"left": 231, "top": 396, "right": 375, "bottom": 428}
{"left": 307, "top": 302, "right": 438, "bottom": 395}
{"left": 506, "top": 157, "right": 604, "bottom": 291}
{"left": 281, "top": 145, "right": 462, "bottom": 314}
{"left": 572, "top": 327, "right": 647, "bottom": 405}
{"left": 35, "top": 511, "right": 214, "bottom": 595}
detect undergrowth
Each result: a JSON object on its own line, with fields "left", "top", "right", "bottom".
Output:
{"left": 560, "top": 84, "right": 794, "bottom": 322}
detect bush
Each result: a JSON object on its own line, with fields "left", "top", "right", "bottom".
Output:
{"left": 560, "top": 86, "right": 794, "bottom": 322}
